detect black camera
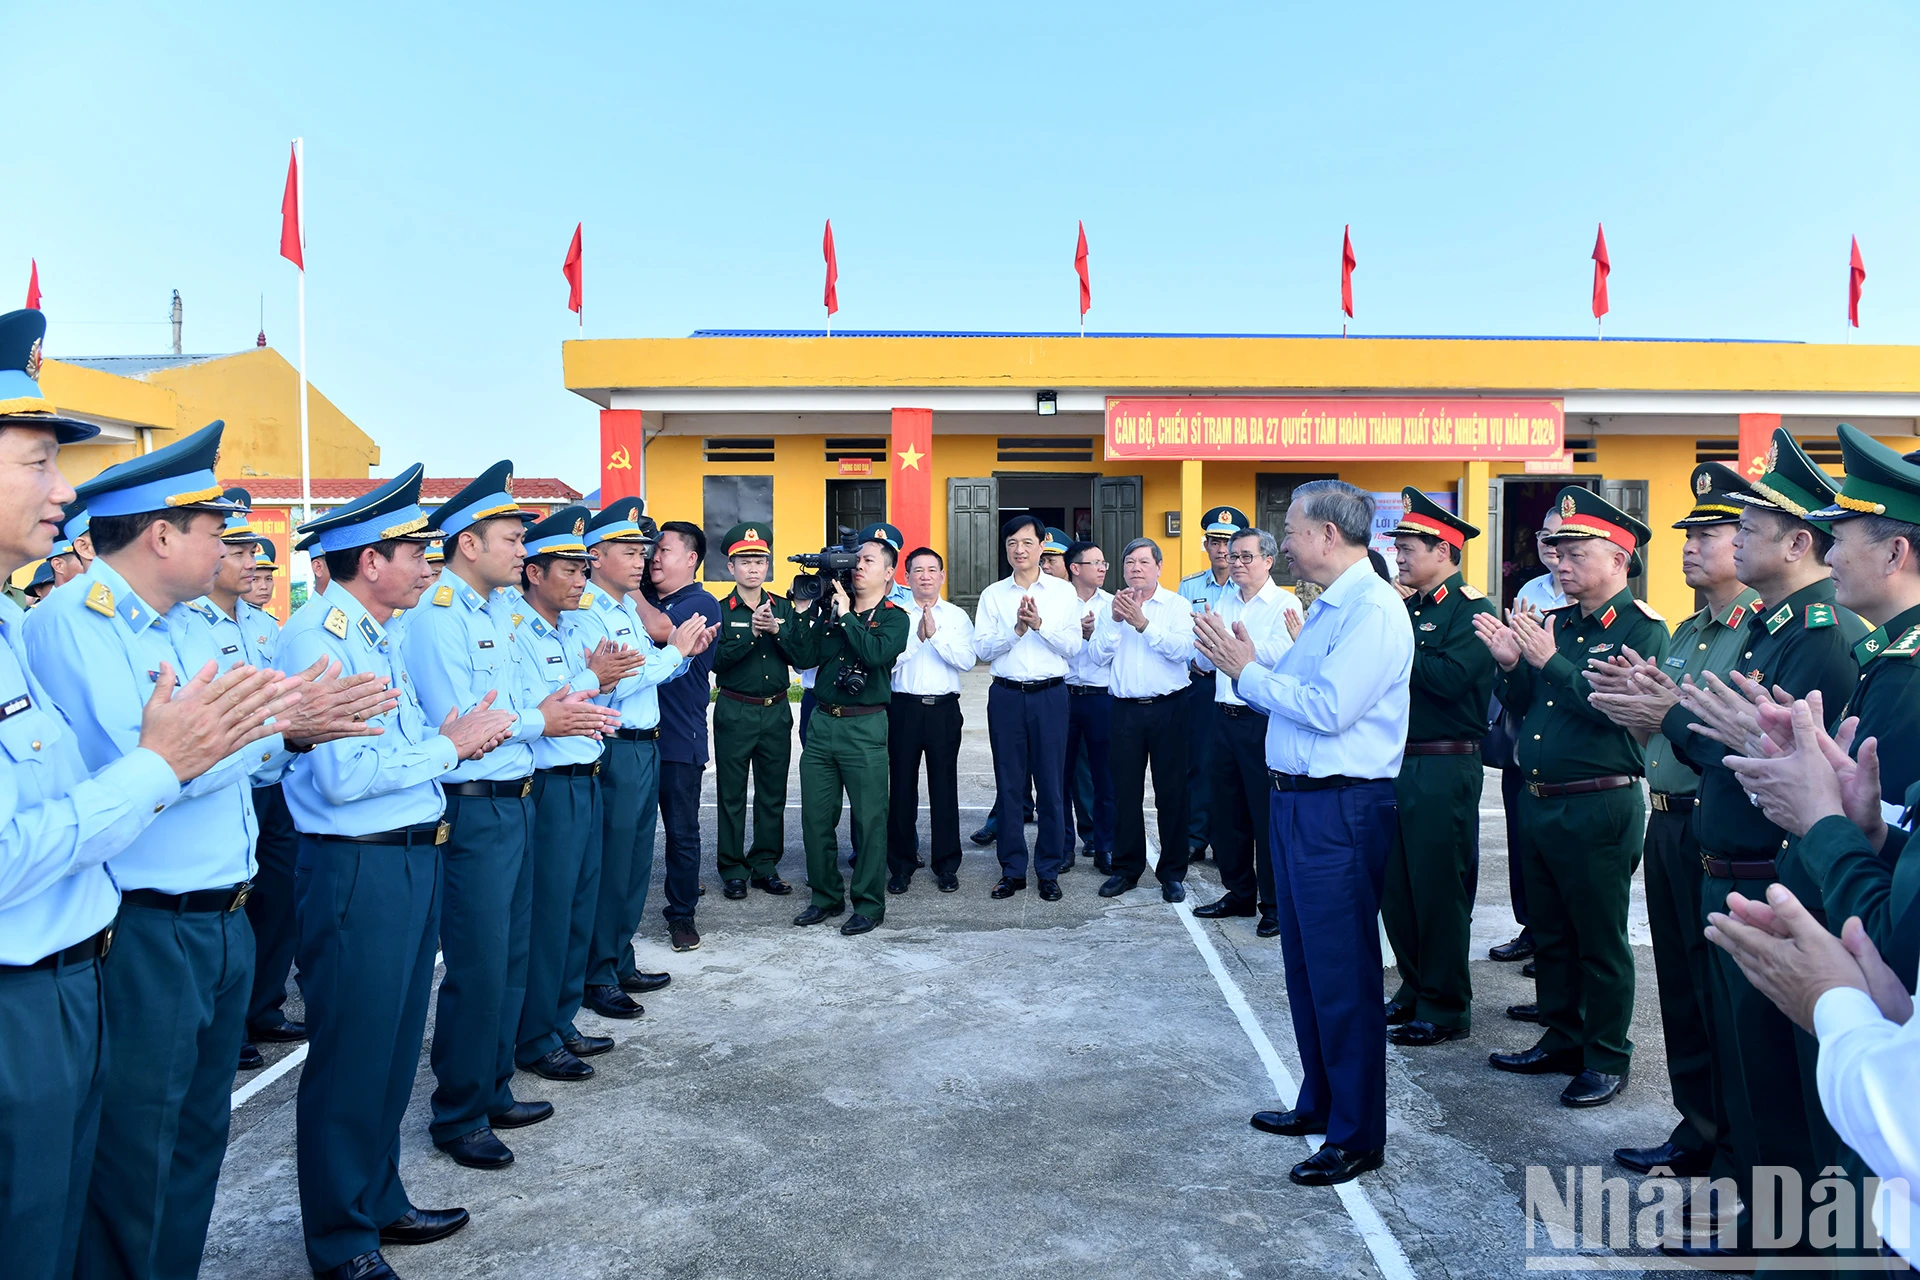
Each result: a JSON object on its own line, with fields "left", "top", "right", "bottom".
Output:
{"left": 788, "top": 531, "right": 860, "bottom": 605}
{"left": 833, "top": 662, "right": 868, "bottom": 697}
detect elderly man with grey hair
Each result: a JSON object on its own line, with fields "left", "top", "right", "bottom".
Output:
{"left": 1088, "top": 536, "right": 1197, "bottom": 901}
{"left": 1194, "top": 480, "right": 1412, "bottom": 1188}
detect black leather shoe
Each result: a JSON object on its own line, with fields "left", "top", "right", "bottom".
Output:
{"left": 969, "top": 825, "right": 995, "bottom": 846}
{"left": 1189, "top": 841, "right": 1209, "bottom": 862}
{"left": 1561, "top": 1067, "right": 1628, "bottom": 1108}
{"left": 722, "top": 879, "right": 747, "bottom": 900}
{"left": 914, "top": 855, "right": 927, "bottom": 868}
{"left": 1250, "top": 1108, "right": 1326, "bottom": 1137}
{"left": 887, "top": 874, "right": 911, "bottom": 896}
{"left": 1022, "top": 806, "right": 1035, "bottom": 824}
{"left": 1256, "top": 914, "right": 1280, "bottom": 938}
{"left": 585, "top": 985, "right": 642, "bottom": 1019}
{"left": 936, "top": 873, "right": 959, "bottom": 893}
{"left": 250, "top": 1018, "right": 308, "bottom": 1043}
{"left": 1097, "top": 874, "right": 1138, "bottom": 898}
{"left": 315, "top": 1250, "right": 398, "bottom": 1279}
{"left": 793, "top": 902, "right": 845, "bottom": 926}
{"left": 1038, "top": 879, "right": 1062, "bottom": 901}
{"left": 1160, "top": 880, "right": 1186, "bottom": 904}
{"left": 751, "top": 874, "right": 794, "bottom": 896}
{"left": 619, "top": 971, "right": 671, "bottom": 994}
{"left": 1489, "top": 931, "right": 1536, "bottom": 962}
{"left": 564, "top": 1034, "right": 613, "bottom": 1058}
{"left": 990, "top": 877, "right": 1027, "bottom": 899}
{"left": 1193, "top": 896, "right": 1255, "bottom": 919}
{"left": 1384, "top": 998, "right": 1416, "bottom": 1026}
{"left": 238, "top": 1041, "right": 264, "bottom": 1071}
{"left": 378, "top": 1205, "right": 470, "bottom": 1246}
{"left": 490, "top": 1099, "right": 553, "bottom": 1129}
{"left": 1614, "top": 1140, "right": 1712, "bottom": 1177}
{"left": 1506, "top": 1002, "right": 1541, "bottom": 1023}
{"left": 1489, "top": 1045, "right": 1583, "bottom": 1075}
{"left": 529, "top": 1047, "right": 593, "bottom": 1081}
{"left": 1521, "top": 960, "right": 1537, "bottom": 979}
{"left": 1289, "top": 1143, "right": 1384, "bottom": 1186}
{"left": 1092, "top": 851, "right": 1114, "bottom": 875}
{"left": 841, "top": 913, "right": 878, "bottom": 936}
{"left": 436, "top": 1128, "right": 514, "bottom": 1169}
{"left": 668, "top": 919, "right": 701, "bottom": 952}
{"left": 1388, "top": 1020, "right": 1470, "bottom": 1047}
{"left": 1059, "top": 854, "right": 1075, "bottom": 873}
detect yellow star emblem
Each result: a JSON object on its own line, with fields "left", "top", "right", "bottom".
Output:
{"left": 897, "top": 444, "right": 924, "bottom": 471}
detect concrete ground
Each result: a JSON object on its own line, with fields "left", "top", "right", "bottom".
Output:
{"left": 207, "top": 668, "right": 1680, "bottom": 1279}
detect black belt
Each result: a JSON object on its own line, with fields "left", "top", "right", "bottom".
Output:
{"left": 124, "top": 884, "right": 252, "bottom": 913}
{"left": 1702, "top": 851, "right": 1776, "bottom": 880}
{"left": 718, "top": 689, "right": 784, "bottom": 707}
{"left": 1270, "top": 772, "right": 1368, "bottom": 792}
{"left": 537, "top": 761, "right": 602, "bottom": 777}
{"left": 1527, "top": 775, "right": 1634, "bottom": 798}
{"left": 1404, "top": 740, "right": 1482, "bottom": 756}
{"left": 313, "top": 822, "right": 449, "bottom": 847}
{"left": 1220, "top": 703, "right": 1262, "bottom": 719}
{"left": 1067, "top": 684, "right": 1108, "bottom": 697}
{"left": 1113, "top": 691, "right": 1183, "bottom": 705}
{"left": 612, "top": 727, "right": 660, "bottom": 742}
{"left": 0, "top": 925, "right": 114, "bottom": 972}
{"left": 1650, "top": 792, "right": 1696, "bottom": 815}
{"left": 905, "top": 693, "right": 958, "bottom": 706}
{"left": 992, "top": 676, "right": 1063, "bottom": 693}
{"left": 821, "top": 703, "right": 886, "bottom": 717}
{"left": 444, "top": 776, "right": 533, "bottom": 799}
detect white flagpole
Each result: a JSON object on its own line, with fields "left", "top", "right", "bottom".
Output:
{"left": 295, "top": 138, "right": 312, "bottom": 529}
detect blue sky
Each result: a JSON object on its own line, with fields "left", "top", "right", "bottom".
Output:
{"left": 6, "top": 2, "right": 1916, "bottom": 490}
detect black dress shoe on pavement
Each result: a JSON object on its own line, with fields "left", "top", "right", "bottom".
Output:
{"left": 751, "top": 874, "right": 794, "bottom": 896}
{"left": 1290, "top": 1143, "right": 1384, "bottom": 1186}
{"left": 529, "top": 1047, "right": 594, "bottom": 1081}
{"left": 1506, "top": 1002, "right": 1541, "bottom": 1023}
{"left": 1388, "top": 1020, "right": 1470, "bottom": 1047}
{"left": 722, "top": 879, "right": 747, "bottom": 900}
{"left": 1097, "top": 874, "right": 1138, "bottom": 898}
{"left": 1038, "top": 879, "right": 1062, "bottom": 901}
{"left": 1489, "top": 1045, "right": 1584, "bottom": 1075}
{"left": 969, "top": 825, "right": 994, "bottom": 846}
{"left": 1256, "top": 914, "right": 1280, "bottom": 938}
{"left": 1160, "top": 880, "right": 1186, "bottom": 903}
{"left": 490, "top": 1099, "right": 553, "bottom": 1129}
{"left": 1193, "top": 897, "right": 1255, "bottom": 919}
{"left": 564, "top": 1034, "right": 613, "bottom": 1058}
{"left": 1384, "top": 998, "right": 1416, "bottom": 1026}
{"left": 1189, "top": 842, "right": 1209, "bottom": 862}
{"left": 1092, "top": 851, "right": 1114, "bottom": 875}
{"left": 250, "top": 1018, "right": 308, "bottom": 1043}
{"left": 915, "top": 855, "right": 927, "bottom": 868}
{"left": 238, "top": 1041, "right": 264, "bottom": 1071}
{"left": 378, "top": 1205, "right": 470, "bottom": 1246}
{"left": 936, "top": 873, "right": 959, "bottom": 893}
{"left": 619, "top": 971, "right": 671, "bottom": 994}
{"left": 1521, "top": 960, "right": 1537, "bottom": 979}
{"left": 887, "top": 874, "right": 911, "bottom": 895}
{"left": 841, "top": 913, "right": 878, "bottom": 936}
{"left": 1489, "top": 931, "right": 1536, "bottom": 962}
{"left": 585, "top": 985, "right": 643, "bottom": 1019}
{"left": 1059, "top": 855, "right": 1075, "bottom": 873}
{"left": 1561, "top": 1068, "right": 1628, "bottom": 1108}
{"left": 436, "top": 1128, "right": 514, "bottom": 1169}
{"left": 1250, "top": 1108, "right": 1327, "bottom": 1137}
{"left": 668, "top": 919, "right": 701, "bottom": 952}
{"left": 990, "top": 877, "right": 1027, "bottom": 899}
{"left": 1613, "top": 1140, "right": 1712, "bottom": 1177}
{"left": 315, "top": 1250, "right": 398, "bottom": 1280}
{"left": 793, "top": 902, "right": 845, "bottom": 926}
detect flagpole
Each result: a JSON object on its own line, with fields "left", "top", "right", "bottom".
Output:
{"left": 294, "top": 137, "right": 312, "bottom": 529}
{"left": 1596, "top": 316, "right": 1603, "bottom": 343}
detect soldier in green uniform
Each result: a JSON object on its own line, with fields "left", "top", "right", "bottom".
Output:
{"left": 782, "top": 535, "right": 909, "bottom": 936}
{"left": 1380, "top": 488, "right": 1496, "bottom": 1046}
{"left": 1474, "top": 486, "right": 1669, "bottom": 1109}
{"left": 711, "top": 523, "right": 799, "bottom": 899}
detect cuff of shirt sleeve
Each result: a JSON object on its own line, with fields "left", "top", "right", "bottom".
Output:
{"left": 518, "top": 710, "right": 546, "bottom": 739}
{"left": 1659, "top": 700, "right": 1699, "bottom": 749}
{"left": 113, "top": 746, "right": 185, "bottom": 813}
{"left": 428, "top": 734, "right": 460, "bottom": 772}
{"left": 1542, "top": 652, "right": 1579, "bottom": 687}
{"left": 573, "top": 671, "right": 601, "bottom": 696}
{"left": 1814, "top": 985, "right": 1888, "bottom": 1042}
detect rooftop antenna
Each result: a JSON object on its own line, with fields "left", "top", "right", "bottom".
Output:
{"left": 257, "top": 294, "right": 266, "bottom": 348}
{"left": 170, "top": 290, "right": 182, "bottom": 355}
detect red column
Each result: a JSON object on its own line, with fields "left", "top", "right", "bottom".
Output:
{"left": 1737, "top": 412, "right": 1780, "bottom": 480}
{"left": 600, "top": 409, "right": 644, "bottom": 507}
{"left": 891, "top": 407, "right": 933, "bottom": 577}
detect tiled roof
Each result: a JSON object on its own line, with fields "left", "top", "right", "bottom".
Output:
{"left": 223, "top": 477, "right": 584, "bottom": 505}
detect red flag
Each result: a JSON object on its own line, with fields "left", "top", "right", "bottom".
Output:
{"left": 1849, "top": 236, "right": 1866, "bottom": 328}
{"left": 1590, "top": 223, "right": 1610, "bottom": 320}
{"left": 1340, "top": 226, "right": 1356, "bottom": 319}
{"left": 1074, "top": 222, "right": 1091, "bottom": 317}
{"left": 24, "top": 260, "right": 39, "bottom": 310}
{"left": 822, "top": 220, "right": 839, "bottom": 316}
{"left": 563, "top": 223, "right": 583, "bottom": 314}
{"left": 279, "top": 144, "right": 303, "bottom": 270}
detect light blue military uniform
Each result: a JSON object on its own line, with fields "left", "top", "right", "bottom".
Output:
{"left": 1179, "top": 505, "right": 1247, "bottom": 856}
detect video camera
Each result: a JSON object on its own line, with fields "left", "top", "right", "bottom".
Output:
{"left": 787, "top": 529, "right": 860, "bottom": 606}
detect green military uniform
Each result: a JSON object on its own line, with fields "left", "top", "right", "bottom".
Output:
{"left": 1497, "top": 487, "right": 1670, "bottom": 1099}
{"left": 1381, "top": 490, "right": 1497, "bottom": 1040}
{"left": 711, "top": 523, "right": 800, "bottom": 888}
{"left": 782, "top": 589, "right": 910, "bottom": 926}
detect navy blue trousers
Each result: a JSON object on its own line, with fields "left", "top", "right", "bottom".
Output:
{"left": 658, "top": 760, "right": 705, "bottom": 923}
{"left": 1268, "top": 780, "right": 1397, "bottom": 1153}
{"left": 588, "top": 737, "right": 659, "bottom": 988}
{"left": 986, "top": 682, "right": 1070, "bottom": 879}
{"left": 518, "top": 770, "right": 602, "bottom": 1066}
{"left": 245, "top": 781, "right": 301, "bottom": 1034}
{"left": 1186, "top": 670, "right": 1217, "bottom": 848}
{"left": 1062, "top": 688, "right": 1114, "bottom": 856}
{"left": 1210, "top": 707, "right": 1278, "bottom": 911}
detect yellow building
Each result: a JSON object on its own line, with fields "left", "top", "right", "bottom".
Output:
{"left": 564, "top": 332, "right": 1920, "bottom": 620}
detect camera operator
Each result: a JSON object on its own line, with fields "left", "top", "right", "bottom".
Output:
{"left": 781, "top": 536, "right": 909, "bottom": 936}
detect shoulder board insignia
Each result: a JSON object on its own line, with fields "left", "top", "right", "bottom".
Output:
{"left": 432, "top": 585, "right": 454, "bottom": 607}
{"left": 1856, "top": 632, "right": 1886, "bottom": 664}
{"left": 186, "top": 600, "right": 213, "bottom": 618}
{"left": 1765, "top": 602, "right": 1795, "bottom": 634}
{"left": 84, "top": 581, "right": 115, "bottom": 617}
{"left": 1633, "top": 600, "right": 1664, "bottom": 621}
{"left": 1431, "top": 584, "right": 1448, "bottom": 605}
{"left": 1725, "top": 605, "right": 1746, "bottom": 629}
{"left": 1804, "top": 603, "right": 1836, "bottom": 630}
{"left": 1884, "top": 625, "right": 1920, "bottom": 659}
{"left": 323, "top": 607, "right": 350, "bottom": 639}
{"left": 576, "top": 589, "right": 595, "bottom": 610}
{"left": 357, "top": 615, "right": 380, "bottom": 648}
{"left": 1599, "top": 606, "right": 1617, "bottom": 629}
{"left": 1459, "top": 584, "right": 1485, "bottom": 600}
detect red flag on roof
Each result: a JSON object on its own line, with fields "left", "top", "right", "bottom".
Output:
{"left": 1849, "top": 236, "right": 1866, "bottom": 328}
{"left": 1075, "top": 222, "right": 1091, "bottom": 317}
{"left": 563, "top": 223, "right": 583, "bottom": 314}
{"left": 24, "top": 260, "right": 40, "bottom": 310}
{"left": 1340, "top": 226, "right": 1356, "bottom": 319}
{"left": 823, "top": 220, "right": 839, "bottom": 317}
{"left": 279, "top": 144, "right": 303, "bottom": 270}
{"left": 1590, "top": 223, "right": 1610, "bottom": 320}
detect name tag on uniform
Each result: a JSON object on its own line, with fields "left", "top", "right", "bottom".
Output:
{"left": 478, "top": 639, "right": 495, "bottom": 649}
{"left": 221, "top": 644, "right": 240, "bottom": 655}
{"left": 615, "top": 628, "right": 631, "bottom": 637}
{"left": 0, "top": 693, "right": 31, "bottom": 723}
{"left": 546, "top": 655, "right": 563, "bottom": 664}
{"left": 1665, "top": 656, "right": 1686, "bottom": 669}
{"left": 730, "top": 621, "right": 750, "bottom": 628}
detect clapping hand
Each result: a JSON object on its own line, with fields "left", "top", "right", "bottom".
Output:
{"left": 751, "top": 599, "right": 779, "bottom": 635}
{"left": 1509, "top": 609, "right": 1558, "bottom": 668}
{"left": 538, "top": 684, "right": 623, "bottom": 739}
{"left": 1472, "top": 610, "right": 1522, "bottom": 670}
{"left": 1677, "top": 669, "right": 1789, "bottom": 755}
{"left": 439, "top": 690, "right": 518, "bottom": 760}
{"left": 279, "top": 656, "right": 399, "bottom": 746}
{"left": 1724, "top": 692, "right": 1884, "bottom": 843}
{"left": 1282, "top": 609, "right": 1302, "bottom": 642}
{"left": 669, "top": 614, "right": 718, "bottom": 657}
{"left": 1194, "top": 611, "right": 1257, "bottom": 679}
{"left": 138, "top": 661, "right": 306, "bottom": 783}
{"left": 1080, "top": 608, "right": 1097, "bottom": 640}
{"left": 1014, "top": 593, "right": 1041, "bottom": 636}
{"left": 584, "top": 639, "right": 643, "bottom": 688}
{"left": 1111, "top": 589, "right": 1148, "bottom": 632}
{"left": 918, "top": 605, "right": 938, "bottom": 642}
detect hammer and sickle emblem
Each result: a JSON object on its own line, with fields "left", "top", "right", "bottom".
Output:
{"left": 607, "top": 446, "right": 632, "bottom": 471}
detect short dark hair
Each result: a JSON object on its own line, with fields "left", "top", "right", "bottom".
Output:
{"left": 1065, "top": 539, "right": 1100, "bottom": 568}
{"left": 1399, "top": 530, "right": 1462, "bottom": 565}
{"left": 1368, "top": 548, "right": 1394, "bottom": 581}
{"left": 88, "top": 509, "right": 201, "bottom": 557}
{"left": 521, "top": 552, "right": 563, "bottom": 588}
{"left": 1001, "top": 513, "right": 1046, "bottom": 542}
{"left": 658, "top": 521, "right": 705, "bottom": 563}
{"left": 325, "top": 539, "right": 404, "bottom": 583}
{"left": 862, "top": 539, "right": 898, "bottom": 570}
{"left": 904, "top": 546, "right": 942, "bottom": 572}
{"left": 1855, "top": 515, "right": 1920, "bottom": 569}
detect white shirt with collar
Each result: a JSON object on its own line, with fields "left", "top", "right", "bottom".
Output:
{"left": 1066, "top": 588, "right": 1114, "bottom": 688}
{"left": 1814, "top": 986, "right": 1920, "bottom": 1261}
{"left": 892, "top": 596, "right": 976, "bottom": 696}
{"left": 972, "top": 572, "right": 1083, "bottom": 680}
{"left": 1089, "top": 584, "right": 1196, "bottom": 700}
{"left": 1215, "top": 580, "right": 1301, "bottom": 707}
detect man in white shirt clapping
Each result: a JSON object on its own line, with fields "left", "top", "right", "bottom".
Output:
{"left": 887, "top": 548, "right": 976, "bottom": 895}
{"left": 1063, "top": 540, "right": 1117, "bottom": 875}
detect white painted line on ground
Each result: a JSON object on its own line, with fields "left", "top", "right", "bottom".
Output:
{"left": 1148, "top": 838, "right": 1416, "bottom": 1280}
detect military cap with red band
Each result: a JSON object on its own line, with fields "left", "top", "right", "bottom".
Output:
{"left": 1389, "top": 487, "right": 1479, "bottom": 549}
{"left": 1544, "top": 485, "right": 1650, "bottom": 578}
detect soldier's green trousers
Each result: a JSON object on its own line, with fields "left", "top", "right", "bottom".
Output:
{"left": 1514, "top": 785, "right": 1641, "bottom": 1074}
{"left": 1384, "top": 753, "right": 1481, "bottom": 1030}
{"left": 1643, "top": 807, "right": 1727, "bottom": 1167}
{"left": 713, "top": 694, "right": 793, "bottom": 881}
{"left": 800, "top": 709, "right": 889, "bottom": 921}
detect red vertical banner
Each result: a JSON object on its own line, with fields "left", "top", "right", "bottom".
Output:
{"left": 890, "top": 407, "right": 933, "bottom": 580}
{"left": 600, "top": 409, "right": 644, "bottom": 507}
{"left": 1737, "top": 412, "right": 1779, "bottom": 481}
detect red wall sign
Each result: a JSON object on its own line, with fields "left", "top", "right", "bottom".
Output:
{"left": 1105, "top": 397, "right": 1564, "bottom": 461}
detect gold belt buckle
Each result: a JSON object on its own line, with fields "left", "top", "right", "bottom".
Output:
{"left": 1527, "top": 782, "right": 1545, "bottom": 798}
{"left": 229, "top": 882, "right": 252, "bottom": 912}
{"left": 520, "top": 778, "right": 532, "bottom": 799}
{"left": 592, "top": 762, "right": 602, "bottom": 776}
{"left": 434, "top": 821, "right": 451, "bottom": 846}
{"left": 1650, "top": 792, "right": 1668, "bottom": 812}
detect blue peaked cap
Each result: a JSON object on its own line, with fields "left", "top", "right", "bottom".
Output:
{"left": 297, "top": 463, "right": 441, "bottom": 554}
{"left": 75, "top": 420, "right": 242, "bottom": 519}
{"left": 430, "top": 460, "right": 534, "bottom": 540}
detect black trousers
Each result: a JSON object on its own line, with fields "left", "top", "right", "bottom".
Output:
{"left": 658, "top": 759, "right": 705, "bottom": 923}
{"left": 887, "top": 694, "right": 963, "bottom": 877}
{"left": 1110, "top": 690, "right": 1193, "bottom": 884}
{"left": 1644, "top": 806, "right": 1726, "bottom": 1164}
{"left": 1499, "top": 766, "right": 1531, "bottom": 930}
{"left": 1209, "top": 705, "right": 1275, "bottom": 910}
{"left": 245, "top": 780, "right": 301, "bottom": 1034}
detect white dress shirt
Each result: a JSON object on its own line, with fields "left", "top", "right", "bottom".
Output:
{"left": 1214, "top": 580, "right": 1301, "bottom": 707}
{"left": 1513, "top": 571, "right": 1567, "bottom": 614}
{"left": 1236, "top": 557, "right": 1413, "bottom": 779}
{"left": 892, "top": 597, "right": 977, "bottom": 696}
{"left": 1066, "top": 588, "right": 1114, "bottom": 688}
{"left": 1089, "top": 585, "right": 1196, "bottom": 699}
{"left": 1814, "top": 987, "right": 1920, "bottom": 1259}
{"left": 973, "top": 572, "right": 1083, "bottom": 680}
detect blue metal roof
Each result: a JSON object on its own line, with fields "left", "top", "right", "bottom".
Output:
{"left": 689, "top": 328, "right": 1798, "bottom": 344}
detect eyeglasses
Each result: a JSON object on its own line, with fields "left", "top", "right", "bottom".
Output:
{"left": 1227, "top": 552, "right": 1265, "bottom": 564}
